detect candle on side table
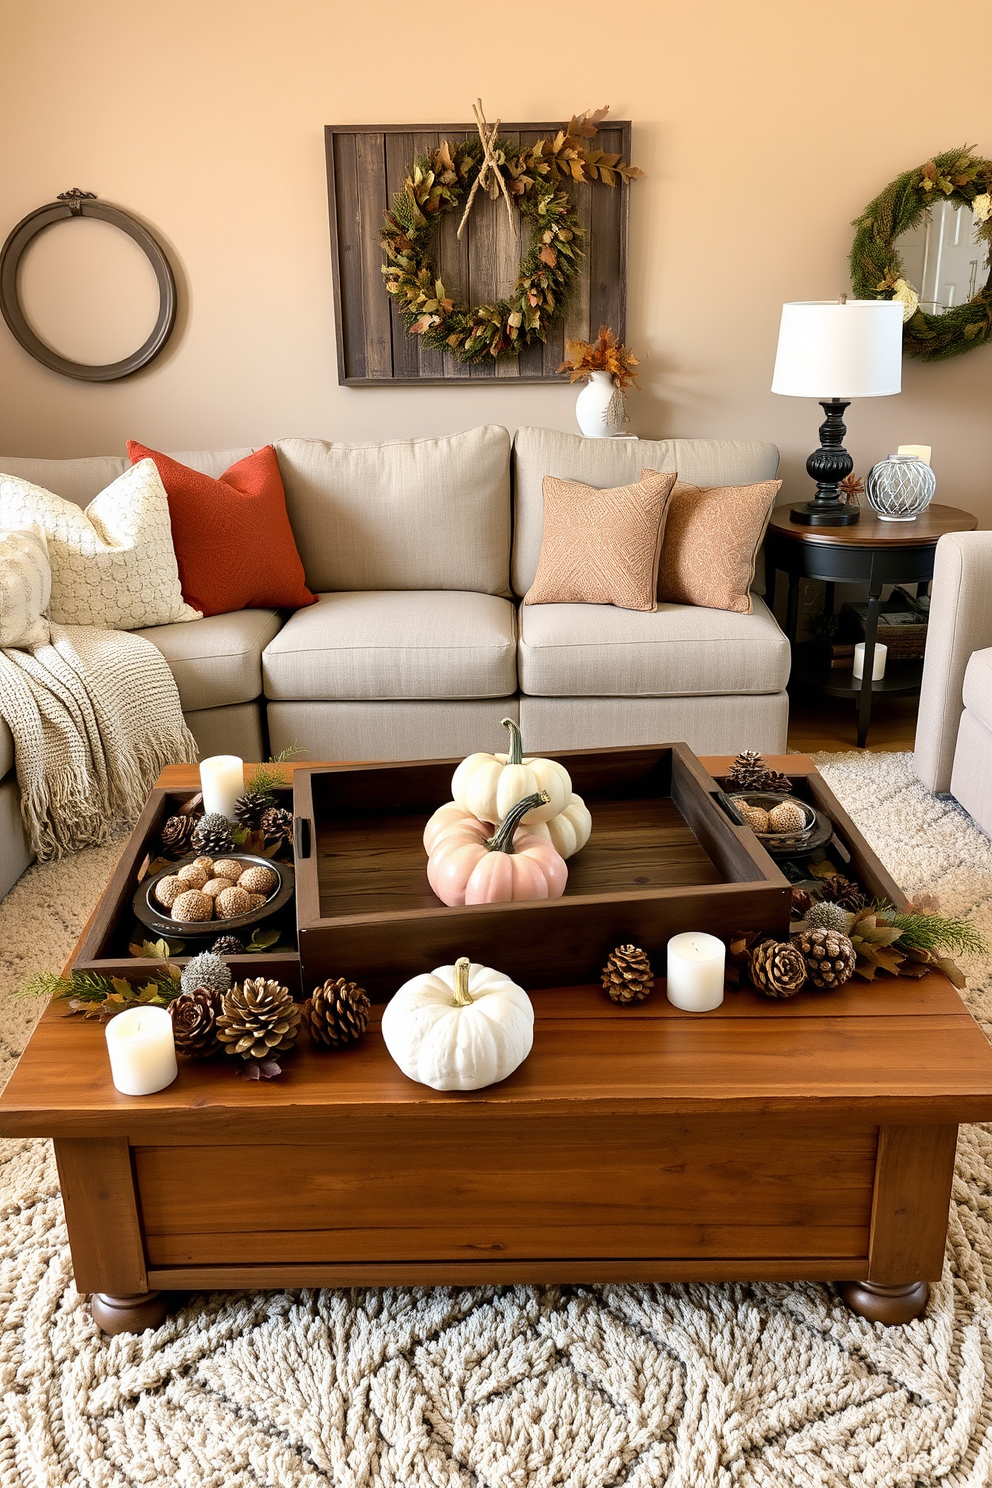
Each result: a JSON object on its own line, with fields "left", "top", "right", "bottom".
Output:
{"left": 896, "top": 444, "right": 932, "bottom": 465}
{"left": 852, "top": 642, "right": 887, "bottom": 681}
{"left": 105, "top": 1006, "right": 178, "bottom": 1095}
{"left": 199, "top": 755, "right": 244, "bottom": 821}
{"left": 666, "top": 932, "right": 726, "bottom": 1012}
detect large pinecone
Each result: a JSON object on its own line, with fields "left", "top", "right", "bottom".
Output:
{"left": 191, "top": 813, "right": 235, "bottom": 856}
{"left": 234, "top": 791, "right": 273, "bottom": 830}
{"left": 726, "top": 751, "right": 766, "bottom": 790}
{"left": 817, "top": 875, "right": 867, "bottom": 912}
{"left": 217, "top": 978, "right": 302, "bottom": 1062}
{"left": 169, "top": 987, "right": 222, "bottom": 1058}
{"left": 303, "top": 977, "right": 371, "bottom": 1048}
{"left": 753, "top": 769, "right": 793, "bottom": 796}
{"left": 601, "top": 944, "right": 654, "bottom": 1003}
{"left": 791, "top": 926, "right": 856, "bottom": 988}
{"left": 260, "top": 805, "right": 293, "bottom": 844}
{"left": 748, "top": 938, "right": 807, "bottom": 999}
{"left": 160, "top": 813, "right": 196, "bottom": 857}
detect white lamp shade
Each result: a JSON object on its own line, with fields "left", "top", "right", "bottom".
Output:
{"left": 771, "top": 300, "right": 903, "bottom": 398}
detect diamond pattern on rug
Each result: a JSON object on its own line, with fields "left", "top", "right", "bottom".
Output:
{"left": 3, "top": 753, "right": 992, "bottom": 1487}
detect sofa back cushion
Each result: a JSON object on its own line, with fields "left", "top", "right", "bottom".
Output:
{"left": 0, "top": 456, "right": 127, "bottom": 509}
{"left": 511, "top": 427, "right": 780, "bottom": 596}
{"left": 275, "top": 426, "right": 511, "bottom": 595}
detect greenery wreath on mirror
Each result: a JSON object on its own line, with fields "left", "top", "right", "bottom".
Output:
{"left": 380, "top": 106, "right": 642, "bottom": 365}
{"left": 850, "top": 147, "right": 992, "bottom": 361}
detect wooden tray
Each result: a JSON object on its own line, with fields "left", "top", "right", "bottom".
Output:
{"left": 293, "top": 744, "right": 793, "bottom": 997}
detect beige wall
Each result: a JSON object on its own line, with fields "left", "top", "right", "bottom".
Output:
{"left": 1, "top": 0, "right": 990, "bottom": 525}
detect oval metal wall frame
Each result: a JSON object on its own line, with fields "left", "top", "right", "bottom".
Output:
{"left": 0, "top": 190, "right": 177, "bottom": 381}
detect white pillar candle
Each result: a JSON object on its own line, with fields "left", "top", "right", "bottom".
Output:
{"left": 199, "top": 754, "right": 244, "bottom": 821}
{"left": 897, "top": 444, "right": 932, "bottom": 465}
{"left": 666, "top": 932, "right": 726, "bottom": 1012}
{"left": 105, "top": 1006, "right": 178, "bottom": 1096}
{"left": 852, "top": 642, "right": 887, "bottom": 681}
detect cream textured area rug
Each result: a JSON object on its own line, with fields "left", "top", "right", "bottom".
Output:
{"left": 3, "top": 753, "right": 992, "bottom": 1487}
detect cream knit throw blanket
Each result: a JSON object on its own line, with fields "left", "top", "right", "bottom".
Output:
{"left": 0, "top": 623, "right": 198, "bottom": 859}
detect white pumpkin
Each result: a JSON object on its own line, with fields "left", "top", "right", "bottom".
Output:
{"left": 381, "top": 956, "right": 534, "bottom": 1091}
{"left": 451, "top": 717, "right": 571, "bottom": 825}
{"left": 526, "top": 792, "right": 592, "bottom": 859}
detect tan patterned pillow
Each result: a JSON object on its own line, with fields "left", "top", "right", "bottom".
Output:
{"left": 647, "top": 472, "right": 781, "bottom": 614}
{"left": 524, "top": 470, "right": 678, "bottom": 612}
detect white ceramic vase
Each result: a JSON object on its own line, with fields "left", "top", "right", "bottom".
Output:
{"left": 575, "top": 370, "right": 621, "bottom": 438}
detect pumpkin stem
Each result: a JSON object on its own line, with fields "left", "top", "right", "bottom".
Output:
{"left": 501, "top": 716, "right": 524, "bottom": 766}
{"left": 486, "top": 790, "right": 549, "bottom": 854}
{"left": 452, "top": 956, "right": 474, "bottom": 1006}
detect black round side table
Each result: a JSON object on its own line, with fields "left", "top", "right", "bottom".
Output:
{"left": 764, "top": 503, "right": 977, "bottom": 747}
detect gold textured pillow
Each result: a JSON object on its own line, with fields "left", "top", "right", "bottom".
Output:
{"left": 524, "top": 470, "right": 678, "bottom": 612}
{"left": 647, "top": 471, "right": 782, "bottom": 614}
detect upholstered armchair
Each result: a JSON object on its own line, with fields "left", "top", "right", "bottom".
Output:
{"left": 914, "top": 531, "right": 992, "bottom": 836}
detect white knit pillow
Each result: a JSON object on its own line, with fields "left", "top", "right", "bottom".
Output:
{"left": 0, "top": 460, "right": 201, "bottom": 629}
{"left": 0, "top": 524, "right": 51, "bottom": 648}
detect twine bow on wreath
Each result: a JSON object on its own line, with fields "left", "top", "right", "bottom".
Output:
{"left": 457, "top": 99, "right": 516, "bottom": 239}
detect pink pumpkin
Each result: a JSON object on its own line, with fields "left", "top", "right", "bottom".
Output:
{"left": 423, "top": 801, "right": 486, "bottom": 855}
{"left": 427, "top": 791, "right": 568, "bottom": 907}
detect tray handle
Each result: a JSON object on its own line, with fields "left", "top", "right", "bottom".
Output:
{"left": 294, "top": 816, "right": 312, "bottom": 860}
{"left": 714, "top": 790, "right": 746, "bottom": 827}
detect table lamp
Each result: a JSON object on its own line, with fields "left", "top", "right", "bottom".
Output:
{"left": 771, "top": 297, "right": 903, "bottom": 526}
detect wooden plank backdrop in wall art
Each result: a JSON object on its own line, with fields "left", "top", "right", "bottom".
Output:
{"left": 325, "top": 122, "right": 631, "bottom": 386}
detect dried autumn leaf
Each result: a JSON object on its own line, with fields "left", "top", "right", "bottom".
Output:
{"left": 539, "top": 244, "right": 557, "bottom": 266}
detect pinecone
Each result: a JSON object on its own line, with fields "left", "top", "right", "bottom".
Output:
{"left": 160, "top": 813, "right": 196, "bottom": 857}
{"left": 791, "top": 927, "right": 856, "bottom": 989}
{"left": 601, "top": 944, "right": 654, "bottom": 1003}
{"left": 804, "top": 901, "right": 852, "bottom": 933}
{"left": 260, "top": 805, "right": 293, "bottom": 844}
{"left": 169, "top": 987, "right": 222, "bottom": 1058}
{"left": 748, "top": 938, "right": 807, "bottom": 999}
{"left": 234, "top": 791, "right": 273, "bottom": 830}
{"left": 818, "top": 875, "right": 867, "bottom": 912}
{"left": 217, "top": 978, "right": 302, "bottom": 1063}
{"left": 211, "top": 934, "right": 245, "bottom": 957}
{"left": 752, "top": 769, "right": 793, "bottom": 796}
{"left": 180, "top": 951, "right": 233, "bottom": 998}
{"left": 791, "top": 888, "right": 812, "bottom": 919}
{"left": 303, "top": 978, "right": 371, "bottom": 1048}
{"left": 191, "top": 813, "right": 235, "bottom": 856}
{"left": 726, "top": 751, "right": 766, "bottom": 791}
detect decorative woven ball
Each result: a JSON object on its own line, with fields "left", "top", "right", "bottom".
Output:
{"left": 768, "top": 801, "right": 807, "bottom": 833}
{"left": 213, "top": 859, "right": 244, "bottom": 883}
{"left": 202, "top": 876, "right": 236, "bottom": 900}
{"left": 176, "top": 863, "right": 209, "bottom": 890}
{"left": 238, "top": 864, "right": 277, "bottom": 897}
{"left": 245, "top": 893, "right": 267, "bottom": 911}
{"left": 216, "top": 885, "right": 252, "bottom": 918}
{"left": 739, "top": 804, "right": 770, "bottom": 833}
{"left": 193, "top": 856, "right": 215, "bottom": 875}
{"left": 792, "top": 926, "right": 857, "bottom": 989}
{"left": 154, "top": 874, "right": 185, "bottom": 909}
{"left": 171, "top": 889, "right": 214, "bottom": 922}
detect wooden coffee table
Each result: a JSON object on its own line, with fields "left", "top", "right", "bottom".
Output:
{"left": 3, "top": 754, "right": 992, "bottom": 1334}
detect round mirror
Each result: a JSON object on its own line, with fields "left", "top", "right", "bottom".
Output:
{"left": 850, "top": 150, "right": 992, "bottom": 361}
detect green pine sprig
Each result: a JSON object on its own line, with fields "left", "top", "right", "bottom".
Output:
{"left": 882, "top": 909, "right": 988, "bottom": 958}
{"left": 244, "top": 745, "right": 302, "bottom": 798}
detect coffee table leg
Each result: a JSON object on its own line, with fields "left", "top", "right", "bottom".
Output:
{"left": 837, "top": 1279, "right": 929, "bottom": 1324}
{"left": 90, "top": 1290, "right": 170, "bottom": 1335}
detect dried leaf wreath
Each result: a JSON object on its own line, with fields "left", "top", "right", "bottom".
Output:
{"left": 381, "top": 104, "right": 643, "bottom": 365}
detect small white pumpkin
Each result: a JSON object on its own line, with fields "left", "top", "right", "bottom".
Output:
{"left": 451, "top": 717, "right": 571, "bottom": 825}
{"left": 526, "top": 792, "right": 592, "bottom": 859}
{"left": 381, "top": 956, "right": 534, "bottom": 1091}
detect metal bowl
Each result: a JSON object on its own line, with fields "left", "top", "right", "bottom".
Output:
{"left": 728, "top": 791, "right": 825, "bottom": 854}
{"left": 133, "top": 852, "right": 295, "bottom": 939}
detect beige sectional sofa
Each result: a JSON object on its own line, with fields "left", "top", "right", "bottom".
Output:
{"left": 0, "top": 424, "right": 790, "bottom": 898}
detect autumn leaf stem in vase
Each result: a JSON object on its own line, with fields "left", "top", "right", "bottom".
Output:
{"left": 559, "top": 325, "right": 640, "bottom": 438}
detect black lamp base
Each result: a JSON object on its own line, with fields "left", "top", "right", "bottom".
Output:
{"left": 792, "top": 397, "right": 861, "bottom": 527}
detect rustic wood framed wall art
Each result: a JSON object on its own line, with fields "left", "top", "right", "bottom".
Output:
{"left": 0, "top": 189, "right": 177, "bottom": 381}
{"left": 325, "top": 120, "right": 632, "bottom": 386}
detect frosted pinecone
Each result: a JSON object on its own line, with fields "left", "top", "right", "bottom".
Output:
{"left": 804, "top": 901, "right": 853, "bottom": 933}
{"left": 180, "top": 951, "right": 234, "bottom": 998}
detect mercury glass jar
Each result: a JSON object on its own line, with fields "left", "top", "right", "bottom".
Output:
{"left": 865, "top": 454, "right": 937, "bottom": 521}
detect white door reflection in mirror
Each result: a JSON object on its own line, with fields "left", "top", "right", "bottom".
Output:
{"left": 896, "top": 199, "right": 990, "bottom": 314}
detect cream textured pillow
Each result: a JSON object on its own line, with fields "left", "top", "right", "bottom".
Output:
{"left": 647, "top": 471, "right": 781, "bottom": 615}
{"left": 524, "top": 470, "right": 677, "bottom": 612}
{"left": 0, "top": 460, "right": 201, "bottom": 629}
{"left": 0, "top": 524, "right": 51, "bottom": 648}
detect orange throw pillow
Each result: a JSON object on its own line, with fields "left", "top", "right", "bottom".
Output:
{"left": 127, "top": 443, "right": 316, "bottom": 617}
{"left": 646, "top": 471, "right": 781, "bottom": 614}
{"left": 524, "top": 470, "right": 677, "bottom": 612}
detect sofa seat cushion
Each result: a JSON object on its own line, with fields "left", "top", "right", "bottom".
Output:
{"left": 518, "top": 592, "right": 789, "bottom": 697}
{"left": 133, "top": 609, "right": 282, "bottom": 712}
{"left": 962, "top": 647, "right": 992, "bottom": 732}
{"left": 262, "top": 591, "right": 517, "bottom": 701}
